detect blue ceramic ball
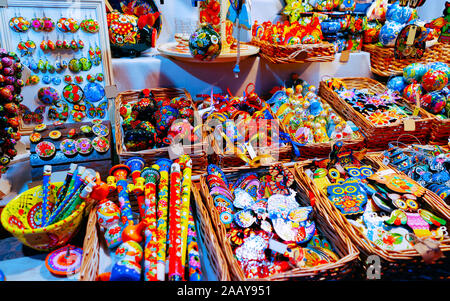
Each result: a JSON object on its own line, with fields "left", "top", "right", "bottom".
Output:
{"left": 189, "top": 24, "right": 222, "bottom": 61}
{"left": 387, "top": 76, "right": 407, "bottom": 93}
{"left": 386, "top": 2, "right": 414, "bottom": 24}
{"left": 110, "top": 260, "right": 141, "bottom": 281}
{"left": 403, "top": 63, "right": 427, "bottom": 84}
{"left": 379, "top": 21, "right": 404, "bottom": 47}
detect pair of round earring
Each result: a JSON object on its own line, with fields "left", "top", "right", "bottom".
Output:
{"left": 68, "top": 57, "right": 92, "bottom": 73}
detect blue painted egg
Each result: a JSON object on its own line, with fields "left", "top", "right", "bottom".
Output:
{"left": 386, "top": 2, "right": 414, "bottom": 24}
{"left": 387, "top": 76, "right": 407, "bottom": 93}
{"left": 403, "top": 63, "right": 427, "bottom": 84}
{"left": 379, "top": 21, "right": 404, "bottom": 47}
{"left": 421, "top": 91, "right": 447, "bottom": 114}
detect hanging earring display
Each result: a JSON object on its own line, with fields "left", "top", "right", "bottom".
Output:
{"left": 79, "top": 57, "right": 92, "bottom": 71}
{"left": 17, "top": 40, "right": 36, "bottom": 56}
{"left": 57, "top": 17, "right": 79, "bottom": 33}
{"left": 75, "top": 75, "right": 84, "bottom": 84}
{"left": 68, "top": 58, "right": 82, "bottom": 73}
{"left": 64, "top": 75, "right": 73, "bottom": 84}
{"left": 31, "top": 17, "right": 44, "bottom": 31}
{"left": 80, "top": 18, "right": 99, "bottom": 33}
{"left": 85, "top": 99, "right": 108, "bottom": 119}
{"left": 42, "top": 16, "right": 55, "bottom": 32}
{"left": 9, "top": 17, "right": 30, "bottom": 32}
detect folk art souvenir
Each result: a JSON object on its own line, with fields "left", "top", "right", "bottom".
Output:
{"left": 206, "top": 162, "right": 340, "bottom": 279}
{"left": 304, "top": 145, "right": 448, "bottom": 253}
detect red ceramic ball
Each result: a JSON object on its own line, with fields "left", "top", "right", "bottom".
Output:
{"left": 421, "top": 69, "right": 448, "bottom": 92}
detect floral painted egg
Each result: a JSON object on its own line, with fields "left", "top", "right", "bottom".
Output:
{"left": 426, "top": 62, "right": 450, "bottom": 79}
{"left": 189, "top": 24, "right": 222, "bottom": 61}
{"left": 348, "top": 13, "right": 368, "bottom": 34}
{"left": 387, "top": 76, "right": 407, "bottom": 93}
{"left": 403, "top": 83, "right": 423, "bottom": 103}
{"left": 421, "top": 91, "right": 447, "bottom": 114}
{"left": 363, "top": 21, "right": 381, "bottom": 43}
{"left": 107, "top": 11, "right": 158, "bottom": 57}
{"left": 379, "top": 21, "right": 404, "bottom": 47}
{"left": 421, "top": 70, "right": 448, "bottom": 92}
{"left": 154, "top": 105, "right": 179, "bottom": 135}
{"left": 403, "top": 63, "right": 427, "bottom": 84}
{"left": 302, "top": 35, "right": 319, "bottom": 44}
{"left": 386, "top": 2, "right": 415, "bottom": 24}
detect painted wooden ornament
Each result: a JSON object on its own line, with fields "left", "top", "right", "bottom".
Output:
{"left": 57, "top": 17, "right": 79, "bottom": 33}
{"left": 62, "top": 84, "right": 84, "bottom": 104}
{"left": 385, "top": 196, "right": 447, "bottom": 238}
{"left": 37, "top": 86, "right": 60, "bottom": 105}
{"left": 403, "top": 62, "right": 427, "bottom": 84}
{"left": 36, "top": 141, "right": 56, "bottom": 158}
{"left": 60, "top": 139, "right": 78, "bottom": 156}
{"left": 327, "top": 179, "right": 367, "bottom": 215}
{"left": 369, "top": 168, "right": 426, "bottom": 197}
{"left": 97, "top": 200, "right": 122, "bottom": 248}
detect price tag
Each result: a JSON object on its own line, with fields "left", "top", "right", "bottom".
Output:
{"left": 406, "top": 25, "right": 418, "bottom": 45}
{"left": 269, "top": 239, "right": 287, "bottom": 254}
{"left": 340, "top": 50, "right": 351, "bottom": 63}
{"left": 404, "top": 118, "right": 416, "bottom": 131}
{"left": 105, "top": 85, "right": 118, "bottom": 99}
{"left": 245, "top": 142, "right": 257, "bottom": 160}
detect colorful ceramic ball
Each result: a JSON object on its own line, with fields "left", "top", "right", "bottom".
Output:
{"left": 403, "top": 83, "right": 423, "bottom": 103}
{"left": 189, "top": 24, "right": 222, "bottom": 61}
{"left": 379, "top": 21, "right": 404, "bottom": 47}
{"left": 386, "top": 2, "right": 415, "bottom": 24}
{"left": 154, "top": 105, "right": 179, "bottom": 135}
{"left": 387, "top": 76, "right": 407, "bottom": 93}
{"left": 421, "top": 91, "right": 447, "bottom": 114}
{"left": 427, "top": 62, "right": 450, "bottom": 78}
{"left": 403, "top": 63, "right": 427, "bottom": 84}
{"left": 421, "top": 69, "right": 448, "bottom": 92}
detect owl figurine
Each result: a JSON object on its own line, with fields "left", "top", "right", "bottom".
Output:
{"left": 327, "top": 179, "right": 367, "bottom": 215}
{"left": 385, "top": 196, "right": 447, "bottom": 238}
{"left": 369, "top": 168, "right": 426, "bottom": 197}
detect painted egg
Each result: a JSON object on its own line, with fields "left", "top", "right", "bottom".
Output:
{"left": 154, "top": 105, "right": 179, "bottom": 135}
{"left": 403, "top": 83, "right": 423, "bottom": 103}
{"left": 403, "top": 63, "right": 427, "bottom": 84}
{"left": 421, "top": 70, "right": 448, "bottom": 92}
{"left": 189, "top": 24, "right": 222, "bottom": 61}
{"left": 302, "top": 34, "right": 319, "bottom": 44}
{"left": 387, "top": 76, "right": 407, "bottom": 93}
{"left": 386, "top": 2, "right": 415, "bottom": 24}
{"left": 426, "top": 62, "right": 450, "bottom": 79}
{"left": 421, "top": 91, "right": 447, "bottom": 114}
{"left": 379, "top": 21, "right": 404, "bottom": 47}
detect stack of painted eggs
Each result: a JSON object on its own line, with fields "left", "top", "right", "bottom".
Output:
{"left": 378, "top": 1, "right": 418, "bottom": 47}
{"left": 387, "top": 62, "right": 450, "bottom": 117}
{"left": 0, "top": 49, "right": 24, "bottom": 177}
{"left": 120, "top": 89, "right": 200, "bottom": 151}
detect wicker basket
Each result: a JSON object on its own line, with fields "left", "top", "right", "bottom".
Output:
{"left": 363, "top": 42, "right": 450, "bottom": 77}
{"left": 79, "top": 181, "right": 229, "bottom": 281}
{"left": 114, "top": 88, "right": 208, "bottom": 175}
{"left": 251, "top": 37, "right": 336, "bottom": 64}
{"left": 430, "top": 118, "right": 450, "bottom": 146}
{"left": 295, "top": 156, "right": 450, "bottom": 280}
{"left": 205, "top": 104, "right": 294, "bottom": 169}
{"left": 319, "top": 77, "right": 434, "bottom": 152}
{"left": 199, "top": 163, "right": 361, "bottom": 281}
{"left": 271, "top": 102, "right": 367, "bottom": 160}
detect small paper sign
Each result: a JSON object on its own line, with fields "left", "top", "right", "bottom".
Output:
{"left": 406, "top": 25, "right": 418, "bottom": 45}
{"left": 378, "top": 169, "right": 395, "bottom": 177}
{"left": 245, "top": 142, "right": 257, "bottom": 160}
{"left": 340, "top": 50, "right": 351, "bottom": 63}
{"left": 168, "top": 143, "right": 185, "bottom": 160}
{"left": 105, "top": 85, "right": 118, "bottom": 99}
{"left": 21, "top": 64, "right": 31, "bottom": 83}
{"left": 269, "top": 239, "right": 287, "bottom": 254}
{"left": 404, "top": 119, "right": 416, "bottom": 131}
